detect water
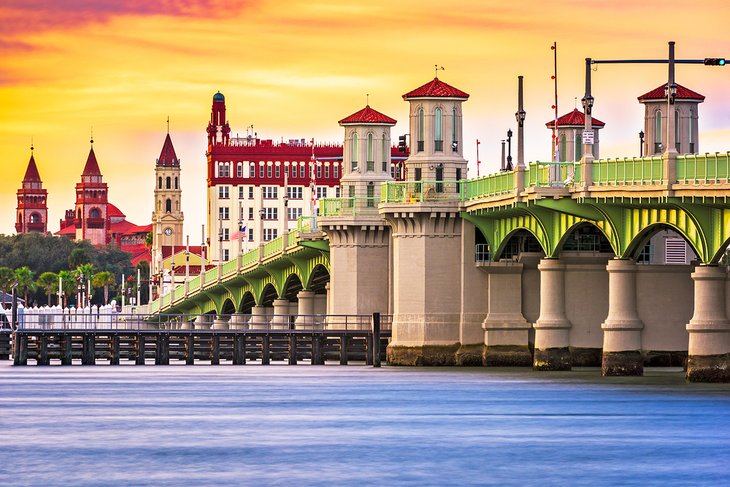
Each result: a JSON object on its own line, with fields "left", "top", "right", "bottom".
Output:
{"left": 1, "top": 363, "right": 729, "bottom": 486}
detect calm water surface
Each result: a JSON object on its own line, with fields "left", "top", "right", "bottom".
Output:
{"left": 1, "top": 363, "right": 729, "bottom": 486}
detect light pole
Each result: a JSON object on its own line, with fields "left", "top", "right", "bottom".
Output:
{"left": 639, "top": 130, "right": 645, "bottom": 157}
{"left": 506, "top": 129, "right": 513, "bottom": 171}
{"left": 515, "top": 75, "right": 526, "bottom": 169}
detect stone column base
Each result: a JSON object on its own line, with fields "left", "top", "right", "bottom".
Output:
{"left": 570, "top": 347, "right": 602, "bottom": 367}
{"left": 455, "top": 344, "right": 485, "bottom": 366}
{"left": 387, "top": 343, "right": 460, "bottom": 366}
{"left": 602, "top": 350, "right": 643, "bottom": 376}
{"left": 687, "top": 353, "right": 730, "bottom": 382}
{"left": 484, "top": 345, "right": 532, "bottom": 367}
{"left": 533, "top": 347, "right": 572, "bottom": 371}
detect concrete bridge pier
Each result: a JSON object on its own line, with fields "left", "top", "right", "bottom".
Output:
{"left": 534, "top": 258, "right": 572, "bottom": 370}
{"left": 481, "top": 262, "right": 532, "bottom": 366}
{"left": 249, "top": 306, "right": 268, "bottom": 329}
{"left": 601, "top": 259, "right": 644, "bottom": 376}
{"left": 272, "top": 299, "right": 291, "bottom": 329}
{"left": 228, "top": 314, "right": 249, "bottom": 329}
{"left": 194, "top": 314, "right": 212, "bottom": 330}
{"left": 211, "top": 315, "right": 229, "bottom": 330}
{"left": 294, "top": 290, "right": 315, "bottom": 329}
{"left": 686, "top": 265, "right": 730, "bottom": 382}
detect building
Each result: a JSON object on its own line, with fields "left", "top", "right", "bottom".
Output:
{"left": 151, "top": 132, "right": 184, "bottom": 275}
{"left": 205, "top": 91, "right": 407, "bottom": 263}
{"left": 638, "top": 83, "right": 703, "bottom": 156}
{"left": 15, "top": 145, "right": 48, "bottom": 234}
{"left": 545, "top": 109, "right": 605, "bottom": 161}
{"left": 56, "top": 140, "right": 152, "bottom": 263}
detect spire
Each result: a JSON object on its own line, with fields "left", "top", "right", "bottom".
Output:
{"left": 82, "top": 144, "right": 102, "bottom": 176}
{"left": 157, "top": 133, "right": 179, "bottom": 167}
{"left": 22, "top": 148, "right": 42, "bottom": 183}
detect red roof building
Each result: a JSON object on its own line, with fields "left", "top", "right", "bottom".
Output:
{"left": 338, "top": 105, "right": 397, "bottom": 125}
{"left": 545, "top": 109, "right": 605, "bottom": 128}
{"left": 15, "top": 147, "right": 48, "bottom": 234}
{"left": 638, "top": 83, "right": 705, "bottom": 102}
{"left": 402, "top": 77, "right": 470, "bottom": 100}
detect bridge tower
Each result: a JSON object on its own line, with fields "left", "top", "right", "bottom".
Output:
{"left": 319, "top": 105, "right": 397, "bottom": 316}
{"left": 74, "top": 139, "right": 108, "bottom": 245}
{"left": 380, "top": 76, "right": 477, "bottom": 365}
{"left": 638, "top": 83, "right": 703, "bottom": 156}
{"left": 15, "top": 145, "right": 48, "bottom": 234}
{"left": 151, "top": 132, "right": 184, "bottom": 275}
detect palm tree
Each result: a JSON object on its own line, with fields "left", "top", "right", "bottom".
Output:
{"left": 74, "top": 263, "right": 95, "bottom": 307}
{"left": 37, "top": 271, "right": 59, "bottom": 306}
{"left": 58, "top": 270, "right": 75, "bottom": 308}
{"left": 92, "top": 271, "right": 115, "bottom": 305}
{"left": 0, "top": 266, "right": 14, "bottom": 302}
{"left": 14, "top": 266, "right": 36, "bottom": 306}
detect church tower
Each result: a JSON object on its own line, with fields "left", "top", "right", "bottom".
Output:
{"left": 152, "top": 131, "right": 184, "bottom": 274}
{"left": 75, "top": 139, "right": 109, "bottom": 245}
{"left": 15, "top": 145, "right": 48, "bottom": 234}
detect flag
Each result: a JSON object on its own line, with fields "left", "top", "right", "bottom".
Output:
{"left": 231, "top": 225, "right": 246, "bottom": 240}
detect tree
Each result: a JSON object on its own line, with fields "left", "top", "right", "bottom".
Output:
{"left": 14, "top": 266, "right": 36, "bottom": 306}
{"left": 0, "top": 266, "right": 14, "bottom": 297}
{"left": 145, "top": 231, "right": 153, "bottom": 248}
{"left": 74, "top": 263, "right": 95, "bottom": 307}
{"left": 92, "top": 271, "right": 115, "bottom": 305}
{"left": 68, "top": 247, "right": 91, "bottom": 269}
{"left": 37, "top": 271, "right": 59, "bottom": 306}
{"left": 58, "top": 270, "right": 75, "bottom": 308}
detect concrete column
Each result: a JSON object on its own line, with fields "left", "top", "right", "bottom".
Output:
{"left": 228, "top": 313, "right": 248, "bottom": 330}
{"left": 272, "top": 299, "right": 290, "bottom": 329}
{"left": 601, "top": 259, "right": 644, "bottom": 376}
{"left": 481, "top": 263, "right": 532, "bottom": 366}
{"left": 687, "top": 265, "right": 730, "bottom": 382}
{"left": 194, "top": 314, "right": 211, "bottom": 330}
{"left": 211, "top": 315, "right": 229, "bottom": 330}
{"left": 534, "top": 259, "right": 572, "bottom": 370}
{"left": 249, "top": 305, "right": 268, "bottom": 329}
{"left": 295, "top": 290, "right": 315, "bottom": 329}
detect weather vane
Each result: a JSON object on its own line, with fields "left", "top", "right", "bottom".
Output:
{"left": 435, "top": 65, "right": 445, "bottom": 78}
{"left": 167, "top": 116, "right": 170, "bottom": 134}
{"left": 90, "top": 126, "right": 94, "bottom": 144}
{"left": 366, "top": 93, "right": 369, "bottom": 105}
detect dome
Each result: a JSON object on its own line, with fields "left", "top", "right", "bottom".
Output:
{"left": 213, "top": 91, "right": 225, "bottom": 102}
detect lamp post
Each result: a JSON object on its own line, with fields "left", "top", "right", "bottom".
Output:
{"left": 500, "top": 140, "right": 506, "bottom": 172}
{"left": 515, "top": 75, "right": 526, "bottom": 169}
{"left": 185, "top": 235, "right": 190, "bottom": 282}
{"left": 506, "top": 129, "right": 513, "bottom": 171}
{"left": 639, "top": 130, "right": 645, "bottom": 157}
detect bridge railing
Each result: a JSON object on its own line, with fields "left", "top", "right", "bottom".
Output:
{"left": 677, "top": 152, "right": 730, "bottom": 183}
{"left": 381, "top": 180, "right": 464, "bottom": 203}
{"left": 320, "top": 197, "right": 378, "bottom": 216}
{"left": 262, "top": 236, "right": 284, "bottom": 257}
{"left": 297, "top": 215, "right": 318, "bottom": 233}
{"left": 204, "top": 266, "right": 219, "bottom": 285}
{"left": 526, "top": 161, "right": 580, "bottom": 187}
{"left": 592, "top": 156, "right": 663, "bottom": 185}
{"left": 242, "top": 248, "right": 258, "bottom": 266}
{"left": 222, "top": 259, "right": 238, "bottom": 277}
{"left": 463, "top": 171, "right": 515, "bottom": 199}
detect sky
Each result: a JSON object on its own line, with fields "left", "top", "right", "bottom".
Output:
{"left": 1, "top": 0, "right": 729, "bottom": 238}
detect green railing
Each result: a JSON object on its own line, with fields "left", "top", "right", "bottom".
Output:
{"left": 188, "top": 275, "right": 201, "bottom": 290}
{"left": 592, "top": 156, "right": 663, "bottom": 185}
{"left": 204, "top": 266, "right": 218, "bottom": 285}
{"left": 242, "top": 248, "right": 258, "bottom": 267}
{"left": 161, "top": 292, "right": 170, "bottom": 308}
{"left": 262, "top": 236, "right": 284, "bottom": 257}
{"left": 463, "top": 171, "right": 515, "bottom": 199}
{"left": 381, "top": 180, "right": 464, "bottom": 203}
{"left": 297, "top": 215, "right": 318, "bottom": 233}
{"left": 172, "top": 283, "right": 186, "bottom": 302}
{"left": 148, "top": 300, "right": 160, "bottom": 314}
{"left": 526, "top": 161, "right": 580, "bottom": 187}
{"left": 221, "top": 258, "right": 237, "bottom": 276}
{"left": 677, "top": 153, "right": 730, "bottom": 183}
{"left": 320, "top": 197, "right": 378, "bottom": 216}
{"left": 287, "top": 230, "right": 299, "bottom": 247}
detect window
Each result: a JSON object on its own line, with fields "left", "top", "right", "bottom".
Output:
{"left": 452, "top": 107, "right": 458, "bottom": 152}
{"left": 575, "top": 134, "right": 582, "bottom": 161}
{"left": 287, "top": 207, "right": 302, "bottom": 221}
{"left": 90, "top": 208, "right": 101, "bottom": 219}
{"left": 316, "top": 187, "right": 327, "bottom": 199}
{"left": 218, "top": 186, "right": 229, "bottom": 199}
{"left": 263, "top": 228, "right": 278, "bottom": 241}
{"left": 689, "top": 110, "right": 695, "bottom": 153}
{"left": 218, "top": 163, "right": 230, "bottom": 178}
{"left": 333, "top": 164, "right": 339, "bottom": 179}
{"left": 654, "top": 109, "right": 662, "bottom": 153}
{"left": 275, "top": 165, "right": 281, "bottom": 178}
{"left": 222, "top": 228, "right": 229, "bottom": 241}
{"left": 300, "top": 164, "right": 306, "bottom": 178}
{"left": 335, "top": 187, "right": 341, "bottom": 198}
{"left": 665, "top": 238, "right": 687, "bottom": 264}
{"left": 417, "top": 108, "right": 424, "bottom": 152}
{"left": 287, "top": 187, "right": 303, "bottom": 199}
{"left": 222, "top": 249, "right": 229, "bottom": 261}
{"left": 351, "top": 133, "right": 358, "bottom": 172}
{"left": 559, "top": 134, "right": 566, "bottom": 162}
{"left": 349, "top": 185, "right": 355, "bottom": 197}
{"left": 166, "top": 177, "right": 171, "bottom": 189}
{"left": 175, "top": 177, "right": 178, "bottom": 189}
{"left": 237, "top": 163, "right": 243, "bottom": 178}
{"left": 366, "top": 184, "right": 374, "bottom": 207}
{"left": 325, "top": 164, "right": 330, "bottom": 178}
{"left": 158, "top": 177, "right": 162, "bottom": 189}
{"left": 367, "top": 133, "right": 374, "bottom": 171}
{"left": 435, "top": 107, "right": 443, "bottom": 151}
{"left": 219, "top": 207, "right": 229, "bottom": 220}
{"left": 165, "top": 199, "right": 172, "bottom": 213}
{"left": 249, "top": 163, "right": 256, "bottom": 177}
{"left": 263, "top": 186, "right": 278, "bottom": 199}
{"left": 259, "top": 164, "right": 265, "bottom": 178}
{"left": 248, "top": 228, "right": 254, "bottom": 242}
{"left": 435, "top": 166, "right": 444, "bottom": 193}
{"left": 316, "top": 164, "right": 322, "bottom": 179}
{"left": 238, "top": 186, "right": 244, "bottom": 199}
{"left": 675, "top": 109, "right": 680, "bottom": 153}
{"left": 414, "top": 168, "right": 422, "bottom": 193}
{"left": 456, "top": 168, "right": 461, "bottom": 193}
{"left": 267, "top": 165, "right": 272, "bottom": 178}
{"left": 382, "top": 137, "right": 388, "bottom": 172}
{"left": 262, "top": 208, "right": 278, "bottom": 220}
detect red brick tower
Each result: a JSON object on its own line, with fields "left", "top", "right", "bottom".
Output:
{"left": 74, "top": 139, "right": 109, "bottom": 245}
{"left": 15, "top": 145, "right": 48, "bottom": 234}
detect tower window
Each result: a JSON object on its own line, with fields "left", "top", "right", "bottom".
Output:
{"left": 166, "top": 177, "right": 171, "bottom": 189}
{"left": 158, "top": 177, "right": 162, "bottom": 189}
{"left": 417, "top": 108, "right": 424, "bottom": 152}
{"left": 249, "top": 163, "right": 255, "bottom": 177}
{"left": 675, "top": 109, "right": 680, "bottom": 153}
{"left": 367, "top": 133, "right": 374, "bottom": 171}
{"left": 575, "top": 134, "right": 583, "bottom": 161}
{"left": 654, "top": 109, "right": 662, "bottom": 153}
{"left": 165, "top": 199, "right": 172, "bottom": 213}
{"left": 435, "top": 107, "right": 443, "bottom": 151}
{"left": 352, "top": 133, "right": 358, "bottom": 172}
{"left": 382, "top": 136, "right": 388, "bottom": 172}
{"left": 174, "top": 177, "right": 178, "bottom": 189}
{"left": 452, "top": 107, "right": 458, "bottom": 152}
{"left": 559, "top": 134, "right": 566, "bottom": 162}
{"left": 90, "top": 208, "right": 101, "bottom": 219}
{"left": 237, "top": 163, "right": 243, "bottom": 178}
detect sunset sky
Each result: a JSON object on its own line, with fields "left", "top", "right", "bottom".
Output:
{"left": 1, "top": 0, "right": 729, "bottom": 237}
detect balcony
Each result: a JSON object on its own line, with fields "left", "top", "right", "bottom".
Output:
{"left": 86, "top": 218, "right": 106, "bottom": 229}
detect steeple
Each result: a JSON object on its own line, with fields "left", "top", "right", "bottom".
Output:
{"left": 74, "top": 139, "right": 108, "bottom": 245}
{"left": 157, "top": 133, "right": 180, "bottom": 167}
{"left": 152, "top": 131, "right": 184, "bottom": 272}
{"left": 16, "top": 145, "right": 48, "bottom": 234}
{"left": 82, "top": 140, "right": 102, "bottom": 181}
{"left": 207, "top": 91, "right": 230, "bottom": 147}
{"left": 22, "top": 149, "right": 42, "bottom": 187}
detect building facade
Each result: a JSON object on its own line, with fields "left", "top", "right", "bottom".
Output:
{"left": 15, "top": 146, "right": 48, "bottom": 234}
{"left": 151, "top": 133, "right": 184, "bottom": 275}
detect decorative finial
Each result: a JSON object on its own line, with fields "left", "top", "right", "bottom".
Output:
{"left": 90, "top": 126, "right": 94, "bottom": 145}
{"left": 434, "top": 65, "right": 445, "bottom": 78}
{"left": 166, "top": 116, "right": 170, "bottom": 134}
{"left": 575, "top": 97, "right": 578, "bottom": 109}
{"left": 31, "top": 136, "right": 34, "bottom": 152}
{"left": 366, "top": 93, "right": 369, "bottom": 106}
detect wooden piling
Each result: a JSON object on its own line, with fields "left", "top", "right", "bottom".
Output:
{"left": 211, "top": 334, "right": 220, "bottom": 365}
{"left": 372, "top": 312, "right": 381, "bottom": 368}
{"left": 38, "top": 334, "right": 49, "bottom": 366}
{"left": 288, "top": 333, "right": 297, "bottom": 365}
{"left": 233, "top": 333, "right": 245, "bottom": 365}
{"left": 185, "top": 333, "right": 195, "bottom": 365}
{"left": 135, "top": 334, "right": 145, "bottom": 365}
{"left": 82, "top": 333, "right": 95, "bottom": 365}
{"left": 14, "top": 333, "right": 28, "bottom": 366}
{"left": 262, "top": 334, "right": 270, "bottom": 365}
{"left": 61, "top": 333, "right": 73, "bottom": 365}
{"left": 110, "top": 334, "right": 120, "bottom": 365}
{"left": 311, "top": 334, "right": 321, "bottom": 365}
{"left": 339, "top": 334, "right": 348, "bottom": 365}
{"left": 156, "top": 333, "right": 170, "bottom": 365}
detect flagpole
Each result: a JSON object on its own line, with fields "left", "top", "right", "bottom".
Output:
{"left": 476, "top": 139, "right": 481, "bottom": 177}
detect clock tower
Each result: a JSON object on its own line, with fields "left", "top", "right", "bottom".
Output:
{"left": 151, "top": 131, "right": 184, "bottom": 275}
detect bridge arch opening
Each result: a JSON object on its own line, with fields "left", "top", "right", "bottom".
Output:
{"left": 475, "top": 227, "right": 490, "bottom": 262}
{"left": 557, "top": 223, "right": 614, "bottom": 256}
{"left": 239, "top": 291, "right": 255, "bottom": 314}
{"left": 307, "top": 265, "right": 330, "bottom": 295}
{"left": 495, "top": 229, "right": 545, "bottom": 261}
{"left": 282, "top": 274, "right": 304, "bottom": 301}
{"left": 260, "top": 284, "right": 279, "bottom": 308}
{"left": 629, "top": 224, "right": 700, "bottom": 265}
{"left": 221, "top": 298, "right": 235, "bottom": 316}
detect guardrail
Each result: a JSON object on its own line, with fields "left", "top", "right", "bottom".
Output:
{"left": 677, "top": 152, "right": 730, "bottom": 183}
{"left": 381, "top": 180, "right": 464, "bottom": 203}
{"left": 463, "top": 171, "right": 515, "bottom": 199}
{"left": 320, "top": 197, "right": 378, "bottom": 216}
{"left": 592, "top": 156, "right": 664, "bottom": 185}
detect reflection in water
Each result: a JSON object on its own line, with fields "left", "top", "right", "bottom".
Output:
{"left": 1, "top": 364, "right": 729, "bottom": 486}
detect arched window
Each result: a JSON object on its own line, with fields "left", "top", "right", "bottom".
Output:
{"left": 351, "top": 133, "right": 358, "bottom": 171}
{"left": 382, "top": 135, "right": 388, "bottom": 172}
{"left": 675, "top": 109, "right": 680, "bottom": 153}
{"left": 77, "top": 209, "right": 82, "bottom": 220}
{"left": 575, "top": 134, "right": 582, "bottom": 161}
{"left": 158, "top": 176, "right": 162, "bottom": 189}
{"left": 166, "top": 177, "right": 171, "bottom": 189}
{"left": 452, "top": 107, "right": 458, "bottom": 151}
{"left": 165, "top": 199, "right": 171, "bottom": 213}
{"left": 559, "top": 134, "right": 566, "bottom": 162}
{"left": 30, "top": 213, "right": 40, "bottom": 224}
{"left": 417, "top": 108, "right": 424, "bottom": 152}
{"left": 688, "top": 109, "right": 695, "bottom": 153}
{"left": 434, "top": 107, "right": 443, "bottom": 151}
{"left": 367, "top": 133, "right": 374, "bottom": 171}
{"left": 90, "top": 208, "right": 101, "bottom": 219}
{"left": 174, "top": 177, "right": 178, "bottom": 189}
{"left": 654, "top": 109, "right": 662, "bottom": 153}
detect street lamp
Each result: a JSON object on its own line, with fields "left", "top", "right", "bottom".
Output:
{"left": 506, "top": 129, "right": 513, "bottom": 171}
{"left": 639, "top": 130, "right": 645, "bottom": 157}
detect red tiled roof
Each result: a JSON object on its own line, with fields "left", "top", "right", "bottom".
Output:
{"left": 545, "top": 109, "right": 605, "bottom": 128}
{"left": 338, "top": 105, "right": 397, "bottom": 125}
{"left": 162, "top": 245, "right": 204, "bottom": 258}
{"left": 82, "top": 146, "right": 102, "bottom": 176}
{"left": 157, "top": 133, "right": 179, "bottom": 167}
{"left": 109, "top": 220, "right": 136, "bottom": 235}
{"left": 23, "top": 154, "right": 42, "bottom": 182}
{"left": 130, "top": 247, "right": 152, "bottom": 267}
{"left": 55, "top": 225, "right": 76, "bottom": 236}
{"left": 638, "top": 83, "right": 705, "bottom": 102}
{"left": 403, "top": 77, "right": 469, "bottom": 100}
{"left": 128, "top": 223, "right": 152, "bottom": 234}
{"left": 107, "top": 203, "right": 125, "bottom": 218}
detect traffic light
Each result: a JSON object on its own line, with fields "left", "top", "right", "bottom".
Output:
{"left": 704, "top": 58, "right": 726, "bottom": 66}
{"left": 398, "top": 135, "right": 407, "bottom": 153}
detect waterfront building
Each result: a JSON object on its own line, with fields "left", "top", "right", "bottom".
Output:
{"left": 15, "top": 146, "right": 48, "bottom": 234}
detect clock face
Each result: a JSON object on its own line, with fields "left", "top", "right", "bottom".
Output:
{"left": 164, "top": 227, "right": 173, "bottom": 236}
